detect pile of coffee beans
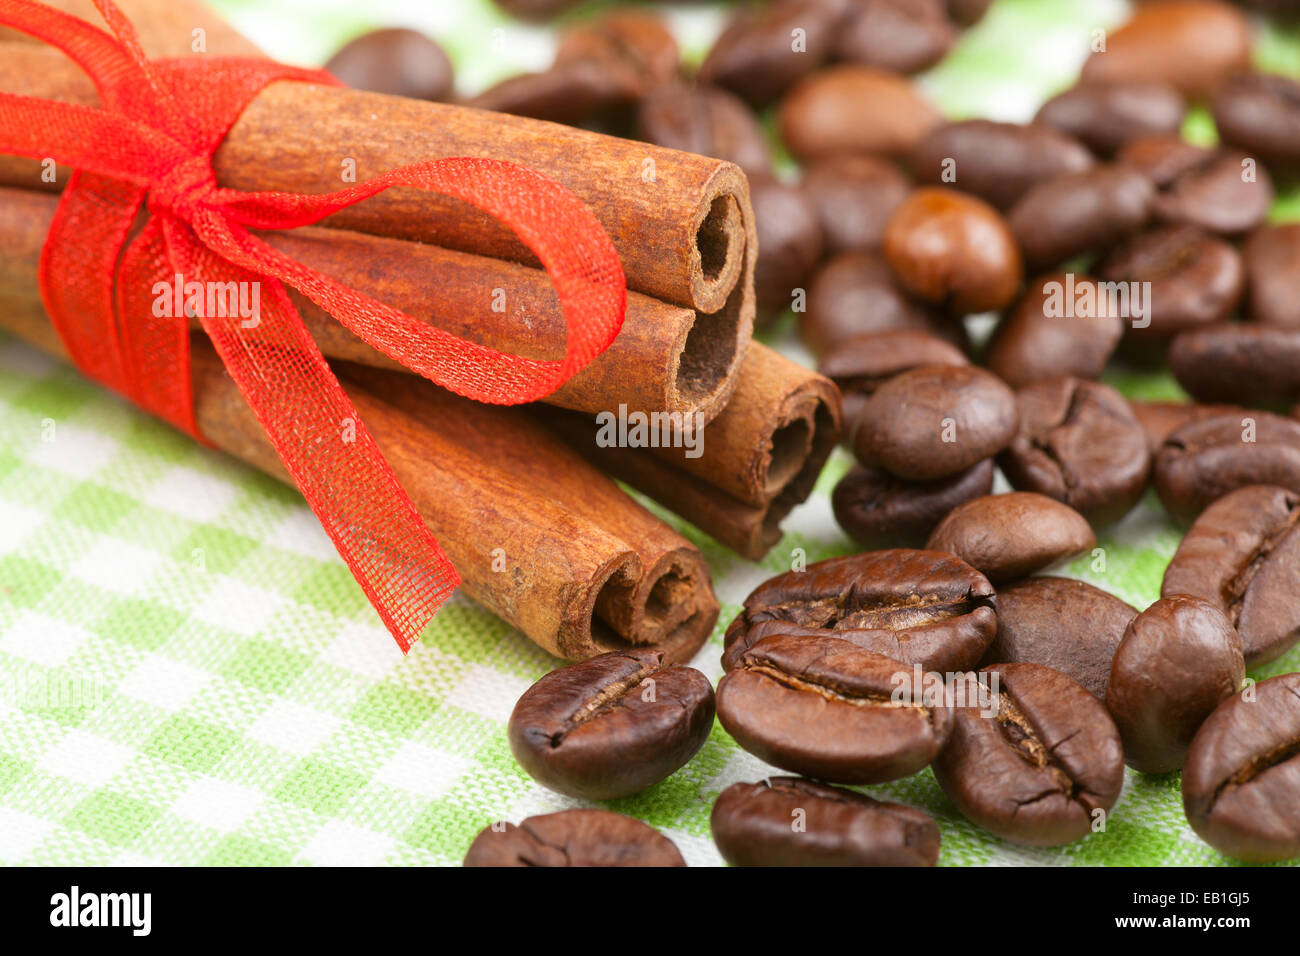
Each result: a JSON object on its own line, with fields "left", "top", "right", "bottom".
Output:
{"left": 323, "top": 2, "right": 1300, "bottom": 866}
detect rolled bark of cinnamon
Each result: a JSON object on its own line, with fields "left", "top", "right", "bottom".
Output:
{"left": 0, "top": 41, "right": 756, "bottom": 323}
{"left": 541, "top": 345, "right": 843, "bottom": 560}
{"left": 0, "top": 0, "right": 260, "bottom": 57}
{"left": 0, "top": 186, "right": 745, "bottom": 421}
{"left": 0, "top": 296, "right": 720, "bottom": 663}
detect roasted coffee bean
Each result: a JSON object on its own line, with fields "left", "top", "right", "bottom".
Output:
{"left": 985, "top": 274, "right": 1125, "bottom": 387}
{"left": 800, "top": 251, "right": 965, "bottom": 357}
{"left": 1183, "top": 673, "right": 1300, "bottom": 862}
{"left": 932, "top": 663, "right": 1125, "bottom": 846}
{"left": 833, "top": 459, "right": 994, "bottom": 549}
{"left": 554, "top": 11, "right": 679, "bottom": 102}
{"left": 982, "top": 576, "right": 1137, "bottom": 699}
{"left": 1128, "top": 399, "right": 1247, "bottom": 456}
{"left": 1106, "top": 596, "right": 1245, "bottom": 774}
{"left": 1035, "top": 81, "right": 1187, "bottom": 157}
{"left": 463, "top": 809, "right": 685, "bottom": 866}
{"left": 1170, "top": 324, "right": 1300, "bottom": 405}
{"left": 911, "top": 120, "right": 1094, "bottom": 210}
{"left": 471, "top": 60, "right": 631, "bottom": 126}
{"left": 801, "top": 154, "right": 911, "bottom": 255}
{"left": 1154, "top": 411, "right": 1300, "bottom": 523}
{"left": 1096, "top": 225, "right": 1244, "bottom": 340}
{"left": 1211, "top": 72, "right": 1300, "bottom": 174}
{"left": 926, "top": 492, "right": 1095, "bottom": 584}
{"left": 750, "top": 175, "right": 825, "bottom": 320}
{"left": 780, "top": 65, "right": 942, "bottom": 162}
{"left": 999, "top": 378, "right": 1151, "bottom": 525}
{"left": 711, "top": 777, "right": 941, "bottom": 867}
{"left": 946, "top": 0, "right": 993, "bottom": 25}
{"left": 1146, "top": 144, "right": 1275, "bottom": 237}
{"left": 1162, "top": 484, "right": 1300, "bottom": 665}
{"left": 820, "top": 329, "right": 968, "bottom": 428}
{"left": 507, "top": 648, "right": 714, "bottom": 800}
{"left": 836, "top": 0, "right": 955, "bottom": 75}
{"left": 855, "top": 365, "right": 1019, "bottom": 480}
{"left": 1244, "top": 223, "right": 1300, "bottom": 327}
{"left": 324, "top": 28, "right": 454, "bottom": 101}
{"left": 722, "top": 550, "right": 997, "bottom": 674}
{"left": 1078, "top": 0, "right": 1252, "bottom": 100}
{"left": 716, "top": 633, "right": 953, "bottom": 784}
{"left": 636, "top": 82, "right": 773, "bottom": 176}
{"left": 700, "top": 0, "right": 851, "bottom": 107}
{"left": 1008, "top": 165, "right": 1153, "bottom": 270}
{"left": 883, "top": 188, "right": 1023, "bottom": 314}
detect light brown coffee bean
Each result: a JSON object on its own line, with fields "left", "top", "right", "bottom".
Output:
{"left": 926, "top": 492, "right": 1095, "bottom": 584}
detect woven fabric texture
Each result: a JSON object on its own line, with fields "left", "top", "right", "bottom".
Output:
{"left": 0, "top": 0, "right": 1298, "bottom": 866}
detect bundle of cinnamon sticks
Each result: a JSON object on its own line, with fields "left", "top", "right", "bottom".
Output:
{"left": 0, "top": 0, "right": 841, "bottom": 661}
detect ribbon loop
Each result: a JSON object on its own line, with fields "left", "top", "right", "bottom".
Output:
{"left": 1, "top": 0, "right": 628, "bottom": 651}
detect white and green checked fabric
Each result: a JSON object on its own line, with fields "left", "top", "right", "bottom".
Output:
{"left": 0, "top": 0, "right": 1297, "bottom": 867}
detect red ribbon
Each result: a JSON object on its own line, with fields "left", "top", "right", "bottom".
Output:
{"left": 0, "top": 0, "right": 627, "bottom": 651}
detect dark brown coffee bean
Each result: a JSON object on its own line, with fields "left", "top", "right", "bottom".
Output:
{"left": 324, "top": 28, "right": 454, "bottom": 101}
{"left": 982, "top": 577, "right": 1138, "bottom": 699}
{"left": 1035, "top": 81, "right": 1187, "bottom": 157}
{"left": 1097, "top": 225, "right": 1244, "bottom": 340}
{"left": 636, "top": 82, "right": 773, "bottom": 176}
{"left": 722, "top": 549, "right": 997, "bottom": 674}
{"left": 932, "top": 663, "right": 1125, "bottom": 846}
{"left": 1128, "top": 399, "right": 1247, "bottom": 456}
{"left": 1162, "top": 484, "right": 1300, "bottom": 665}
{"left": 926, "top": 492, "right": 1095, "bottom": 583}
{"left": 1118, "top": 131, "right": 1212, "bottom": 183}
{"left": 999, "top": 378, "right": 1151, "bottom": 526}
{"left": 1182, "top": 672, "right": 1300, "bottom": 862}
{"left": 700, "top": 0, "right": 852, "bottom": 107}
{"left": 1154, "top": 411, "right": 1300, "bottom": 523}
{"left": 801, "top": 154, "right": 911, "bottom": 255}
{"left": 1008, "top": 165, "right": 1153, "bottom": 270}
{"left": 855, "top": 365, "right": 1019, "bottom": 480}
{"left": 1211, "top": 72, "right": 1300, "bottom": 174}
{"left": 717, "top": 633, "right": 953, "bottom": 784}
{"left": 985, "top": 274, "right": 1125, "bottom": 387}
{"left": 711, "top": 777, "right": 940, "bottom": 867}
{"left": 554, "top": 11, "right": 679, "bottom": 102}
{"left": 1106, "top": 596, "right": 1245, "bottom": 774}
{"left": 1078, "top": 0, "right": 1252, "bottom": 100}
{"left": 883, "top": 188, "right": 1023, "bottom": 313}
{"left": 946, "top": 0, "right": 993, "bottom": 24}
{"left": 833, "top": 459, "right": 994, "bottom": 549}
{"left": 836, "top": 0, "right": 955, "bottom": 74}
{"left": 800, "top": 252, "right": 965, "bottom": 358}
{"left": 750, "top": 175, "right": 825, "bottom": 321}
{"left": 463, "top": 808, "right": 685, "bottom": 866}
{"left": 471, "top": 60, "right": 629, "bottom": 126}
{"left": 1244, "top": 223, "right": 1300, "bottom": 327}
{"left": 780, "top": 65, "right": 942, "bottom": 162}
{"left": 1170, "top": 324, "right": 1300, "bottom": 405}
{"left": 1148, "top": 145, "right": 1275, "bottom": 237}
{"left": 820, "top": 329, "right": 968, "bottom": 428}
{"left": 912, "top": 120, "right": 1094, "bottom": 210}
{"left": 508, "top": 649, "right": 714, "bottom": 800}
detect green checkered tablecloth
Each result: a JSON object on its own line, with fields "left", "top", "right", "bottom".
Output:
{"left": 1, "top": 0, "right": 1298, "bottom": 867}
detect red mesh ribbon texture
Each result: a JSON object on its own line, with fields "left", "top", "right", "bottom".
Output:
{"left": 0, "top": 0, "right": 628, "bottom": 651}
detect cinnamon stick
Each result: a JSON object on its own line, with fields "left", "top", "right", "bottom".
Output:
{"left": 0, "top": 0, "right": 261, "bottom": 57}
{"left": 541, "top": 344, "right": 843, "bottom": 560}
{"left": 0, "top": 186, "right": 745, "bottom": 421}
{"left": 0, "top": 41, "right": 756, "bottom": 322}
{"left": 0, "top": 298, "right": 719, "bottom": 662}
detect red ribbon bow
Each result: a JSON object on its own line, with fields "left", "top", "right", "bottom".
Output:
{"left": 0, "top": 0, "right": 627, "bottom": 651}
